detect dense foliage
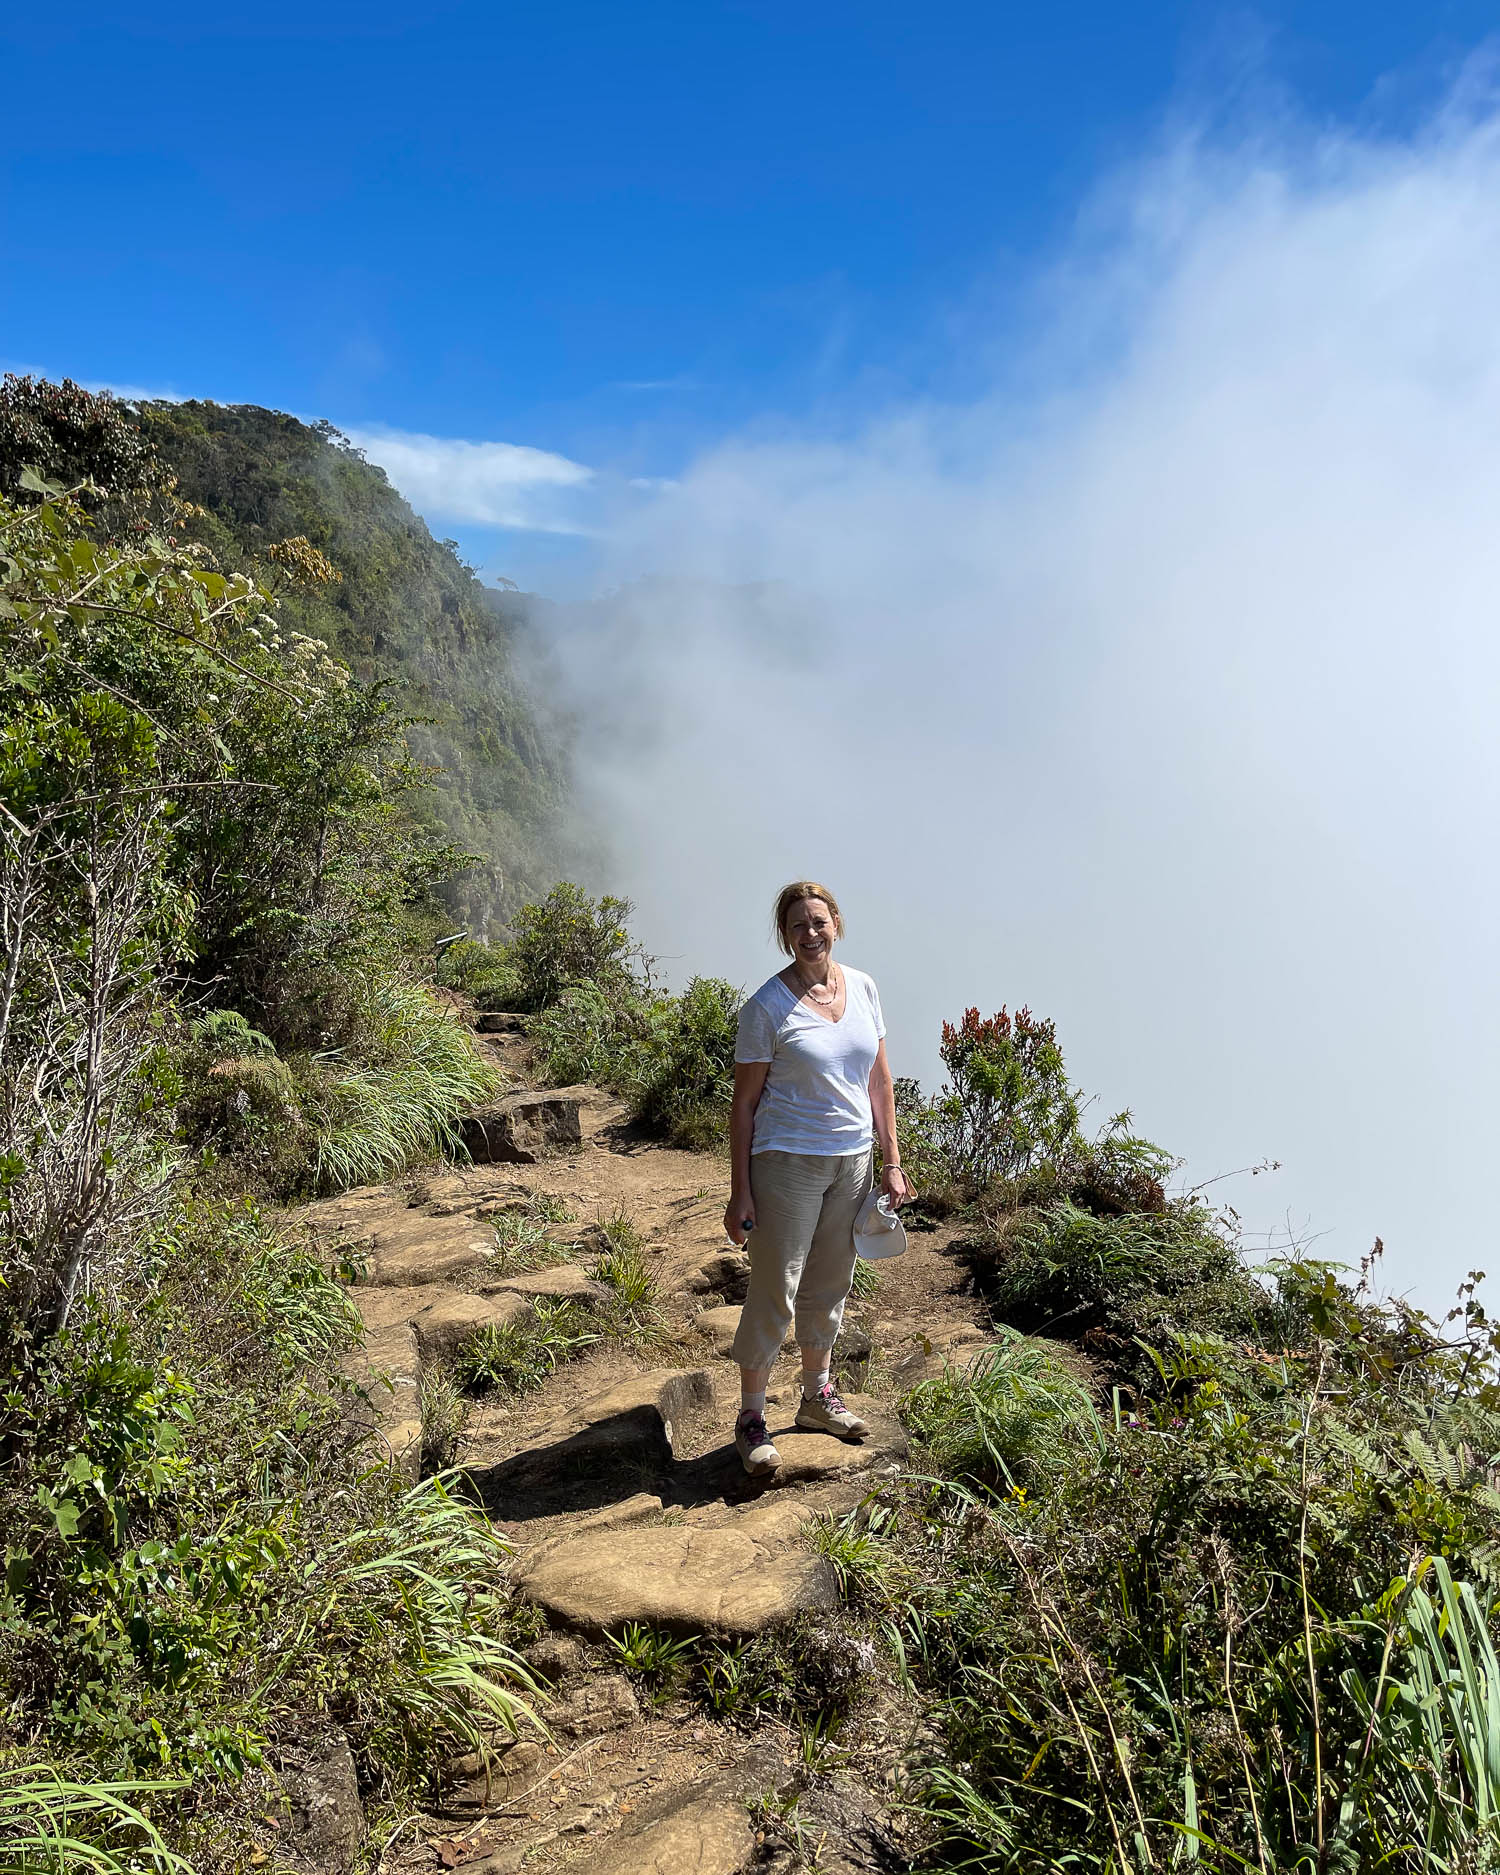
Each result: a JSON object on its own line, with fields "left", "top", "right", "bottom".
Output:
{"left": 0, "top": 469, "right": 534, "bottom": 1870}
{"left": 0, "top": 377, "right": 568, "bottom": 931}
{"left": 448, "top": 882, "right": 742, "bottom": 1151}
{"left": 881, "top": 1006, "right": 1500, "bottom": 1872}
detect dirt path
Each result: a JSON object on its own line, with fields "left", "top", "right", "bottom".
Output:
{"left": 299, "top": 1021, "right": 994, "bottom": 1875}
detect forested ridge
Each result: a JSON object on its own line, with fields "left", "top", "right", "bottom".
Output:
{"left": 3, "top": 379, "right": 566, "bottom": 932}
{"left": 2, "top": 375, "right": 1500, "bottom": 1875}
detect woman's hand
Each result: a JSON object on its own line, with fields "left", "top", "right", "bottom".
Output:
{"left": 881, "top": 1165, "right": 914, "bottom": 1207}
{"left": 724, "top": 1193, "right": 756, "bottom": 1245}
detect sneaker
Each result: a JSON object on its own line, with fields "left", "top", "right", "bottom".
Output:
{"left": 795, "top": 1384, "right": 868, "bottom": 1441}
{"left": 735, "top": 1409, "right": 781, "bottom": 1477}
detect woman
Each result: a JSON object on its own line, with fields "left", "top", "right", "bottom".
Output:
{"left": 723, "top": 880, "right": 912, "bottom": 1476}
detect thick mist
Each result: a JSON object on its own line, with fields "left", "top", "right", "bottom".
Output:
{"left": 543, "top": 89, "right": 1500, "bottom": 1308}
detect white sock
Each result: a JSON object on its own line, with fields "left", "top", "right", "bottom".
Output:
{"left": 739, "top": 1389, "right": 766, "bottom": 1417}
{"left": 802, "top": 1358, "right": 831, "bottom": 1400}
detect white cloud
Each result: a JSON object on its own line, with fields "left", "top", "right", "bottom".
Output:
{"left": 343, "top": 426, "right": 595, "bottom": 534}
{"left": 552, "top": 73, "right": 1500, "bottom": 1309}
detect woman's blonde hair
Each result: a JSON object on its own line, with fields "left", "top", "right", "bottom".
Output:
{"left": 773, "top": 880, "right": 845, "bottom": 955}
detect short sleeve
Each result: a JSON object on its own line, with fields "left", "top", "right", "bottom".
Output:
{"left": 735, "top": 994, "right": 776, "bottom": 1064}
{"left": 867, "top": 975, "right": 886, "bottom": 1039}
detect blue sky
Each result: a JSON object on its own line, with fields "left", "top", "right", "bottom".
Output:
{"left": 3, "top": 2, "right": 1495, "bottom": 584}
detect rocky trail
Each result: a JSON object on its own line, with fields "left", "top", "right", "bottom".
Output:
{"left": 300, "top": 1016, "right": 996, "bottom": 1875}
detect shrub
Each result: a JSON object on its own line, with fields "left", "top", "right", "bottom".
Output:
{"left": 899, "top": 1006, "right": 1172, "bottom": 1215}
{"left": 982, "top": 1197, "right": 1264, "bottom": 1386}
{"left": 435, "top": 935, "right": 522, "bottom": 1011}
{"left": 888, "top": 1262, "right": 1500, "bottom": 1875}
{"left": 531, "top": 977, "right": 639, "bottom": 1088}
{"left": 504, "top": 882, "right": 643, "bottom": 1012}
{"left": 0, "top": 1199, "right": 539, "bottom": 1852}
{"left": 631, "top": 975, "right": 740, "bottom": 1150}
{"left": 530, "top": 970, "right": 740, "bottom": 1150}
{"left": 931, "top": 1006, "right": 1082, "bottom": 1192}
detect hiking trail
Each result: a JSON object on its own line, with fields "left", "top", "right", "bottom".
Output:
{"left": 299, "top": 1014, "right": 995, "bottom": 1875}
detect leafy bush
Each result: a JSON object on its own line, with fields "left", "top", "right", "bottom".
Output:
{"left": 897, "top": 1006, "right": 1172, "bottom": 1215}
{"left": 435, "top": 934, "right": 522, "bottom": 1010}
{"left": 930, "top": 1006, "right": 1082, "bottom": 1191}
{"left": 889, "top": 1265, "right": 1500, "bottom": 1874}
{"left": 529, "top": 961, "right": 740, "bottom": 1150}
{"left": 0, "top": 1198, "right": 539, "bottom": 1856}
{"left": 631, "top": 975, "right": 740, "bottom": 1150}
{"left": 504, "top": 882, "right": 643, "bottom": 1012}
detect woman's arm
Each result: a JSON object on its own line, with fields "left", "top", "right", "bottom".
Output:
{"left": 724, "top": 1060, "right": 770, "bottom": 1244}
{"left": 868, "top": 1039, "right": 913, "bottom": 1205}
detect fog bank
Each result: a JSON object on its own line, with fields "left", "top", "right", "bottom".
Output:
{"left": 550, "top": 86, "right": 1500, "bottom": 1307}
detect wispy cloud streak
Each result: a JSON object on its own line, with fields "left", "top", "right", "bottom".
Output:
{"left": 344, "top": 426, "right": 596, "bottom": 534}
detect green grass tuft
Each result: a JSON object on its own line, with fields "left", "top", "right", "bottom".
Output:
{"left": 902, "top": 1328, "right": 1102, "bottom": 1492}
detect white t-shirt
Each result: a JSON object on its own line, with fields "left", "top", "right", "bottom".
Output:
{"left": 735, "top": 966, "right": 886, "bottom": 1156}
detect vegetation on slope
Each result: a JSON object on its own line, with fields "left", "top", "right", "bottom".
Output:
{"left": 0, "top": 457, "right": 537, "bottom": 1869}
{"left": 879, "top": 1008, "right": 1500, "bottom": 1871}
{"left": 0, "top": 375, "right": 567, "bottom": 931}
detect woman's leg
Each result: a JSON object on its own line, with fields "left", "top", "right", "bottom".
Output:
{"left": 792, "top": 1148, "right": 874, "bottom": 1361}
{"left": 729, "top": 1151, "right": 834, "bottom": 1374}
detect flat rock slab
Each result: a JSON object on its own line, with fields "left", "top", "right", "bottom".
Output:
{"left": 361, "top": 1213, "right": 497, "bottom": 1287}
{"left": 694, "top": 1305, "right": 742, "bottom": 1357}
{"left": 576, "top": 1784, "right": 755, "bottom": 1875}
{"left": 515, "top": 1522, "right": 838, "bottom": 1638}
{"left": 460, "top": 1091, "right": 581, "bottom": 1165}
{"left": 410, "top": 1290, "right": 530, "bottom": 1362}
{"left": 483, "top": 1263, "right": 607, "bottom": 1303}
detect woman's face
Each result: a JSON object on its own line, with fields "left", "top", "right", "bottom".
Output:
{"left": 784, "top": 898, "right": 837, "bottom": 972}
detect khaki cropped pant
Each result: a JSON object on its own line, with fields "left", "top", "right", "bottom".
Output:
{"left": 730, "top": 1148, "right": 874, "bottom": 1372}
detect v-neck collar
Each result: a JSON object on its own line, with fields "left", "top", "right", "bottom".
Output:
{"left": 778, "top": 965, "right": 847, "bottom": 1026}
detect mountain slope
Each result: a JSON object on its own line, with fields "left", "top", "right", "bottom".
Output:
{"left": 139, "top": 398, "right": 565, "bottom": 930}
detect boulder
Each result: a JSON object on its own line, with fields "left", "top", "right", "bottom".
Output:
{"left": 474, "top": 1011, "right": 529, "bottom": 1034}
{"left": 515, "top": 1521, "right": 838, "bottom": 1638}
{"left": 277, "top": 1727, "right": 366, "bottom": 1874}
{"left": 460, "top": 1092, "right": 581, "bottom": 1165}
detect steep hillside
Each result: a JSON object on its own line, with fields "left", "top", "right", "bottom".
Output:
{"left": 136, "top": 400, "right": 564, "bottom": 930}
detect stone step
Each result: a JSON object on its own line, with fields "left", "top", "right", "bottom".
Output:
{"left": 572, "top": 1774, "right": 757, "bottom": 1875}
{"left": 514, "top": 1498, "right": 838, "bottom": 1638}
{"left": 464, "top": 1368, "right": 716, "bottom": 1508}
{"left": 410, "top": 1290, "right": 531, "bottom": 1362}
{"left": 479, "top": 1263, "right": 607, "bottom": 1304}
